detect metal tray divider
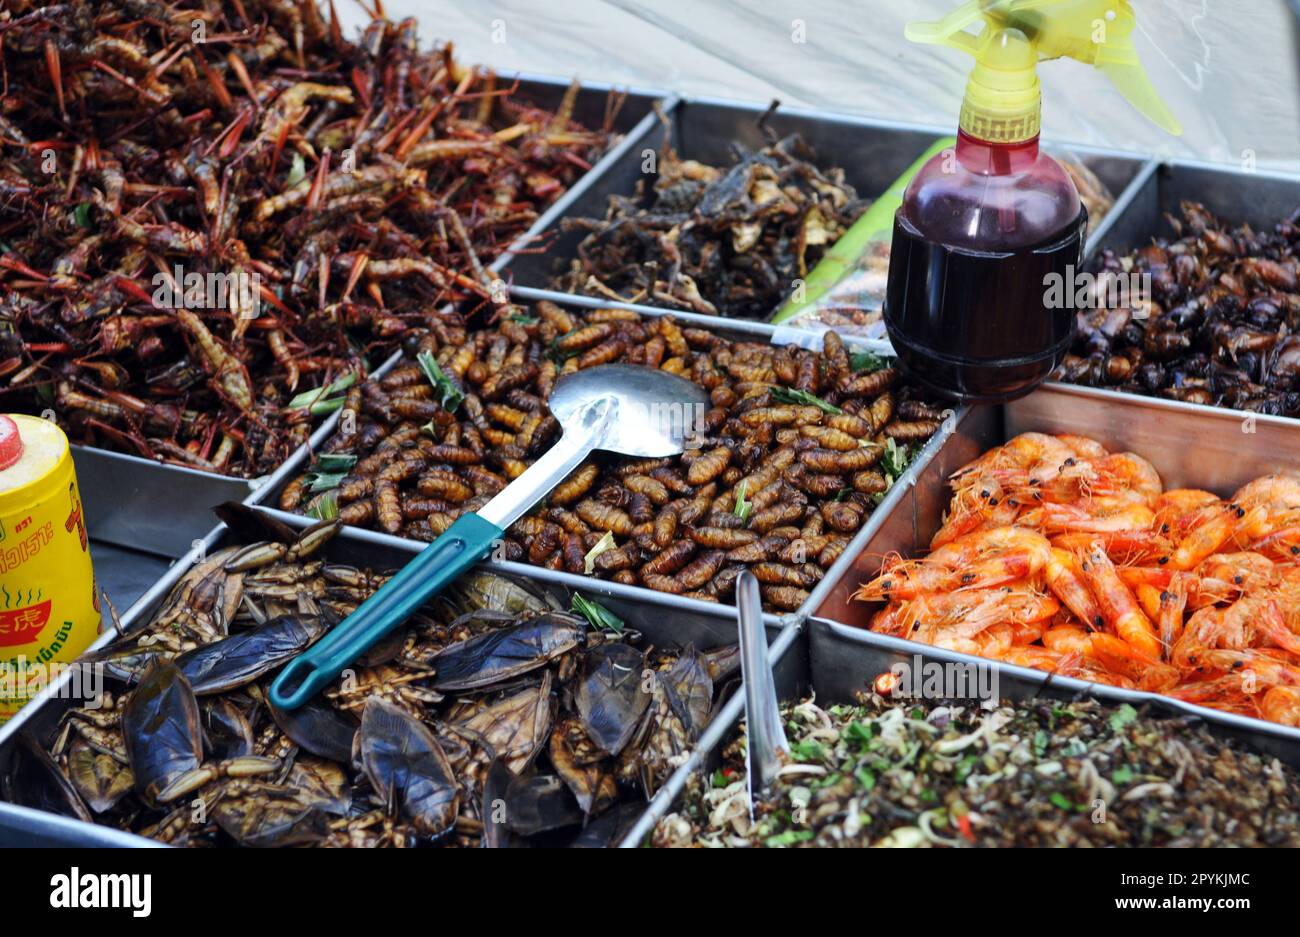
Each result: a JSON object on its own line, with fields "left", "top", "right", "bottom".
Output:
{"left": 1082, "top": 158, "right": 1158, "bottom": 257}
{"left": 616, "top": 616, "right": 807, "bottom": 848}
{"left": 799, "top": 404, "right": 970, "bottom": 617}
{"left": 240, "top": 347, "right": 407, "bottom": 510}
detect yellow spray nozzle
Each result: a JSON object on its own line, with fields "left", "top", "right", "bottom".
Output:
{"left": 908, "top": 0, "right": 1182, "bottom": 140}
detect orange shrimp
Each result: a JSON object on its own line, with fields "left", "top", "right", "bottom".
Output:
{"left": 1171, "top": 606, "right": 1224, "bottom": 670}
{"left": 1033, "top": 498, "right": 1155, "bottom": 536}
{"left": 1197, "top": 649, "right": 1300, "bottom": 688}
{"left": 1044, "top": 547, "right": 1104, "bottom": 629}
{"left": 1042, "top": 623, "right": 1093, "bottom": 655}
{"left": 1078, "top": 543, "right": 1161, "bottom": 659}
{"left": 1055, "top": 434, "right": 1109, "bottom": 461}
{"left": 1092, "top": 452, "right": 1163, "bottom": 508}
{"left": 1089, "top": 632, "right": 1180, "bottom": 692}
{"left": 1260, "top": 686, "right": 1300, "bottom": 727}
{"left": 1134, "top": 582, "right": 1163, "bottom": 622}
{"left": 904, "top": 586, "right": 1059, "bottom": 646}
{"left": 857, "top": 526, "right": 1051, "bottom": 601}
{"left": 1049, "top": 529, "right": 1171, "bottom": 564}
{"left": 1157, "top": 572, "right": 1189, "bottom": 654}
{"left": 1118, "top": 565, "right": 1237, "bottom": 608}
{"left": 1154, "top": 488, "right": 1220, "bottom": 524}
{"left": 950, "top": 433, "right": 1078, "bottom": 488}
{"left": 1168, "top": 502, "right": 1242, "bottom": 570}
{"left": 1231, "top": 474, "right": 1300, "bottom": 545}
{"left": 999, "top": 645, "right": 1087, "bottom": 675}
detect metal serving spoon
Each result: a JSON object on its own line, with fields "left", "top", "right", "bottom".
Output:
{"left": 270, "top": 364, "right": 710, "bottom": 709}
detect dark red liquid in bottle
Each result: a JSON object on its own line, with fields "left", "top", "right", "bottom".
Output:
{"left": 884, "top": 131, "right": 1087, "bottom": 402}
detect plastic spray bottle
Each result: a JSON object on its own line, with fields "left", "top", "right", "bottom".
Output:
{"left": 884, "top": 0, "right": 1181, "bottom": 401}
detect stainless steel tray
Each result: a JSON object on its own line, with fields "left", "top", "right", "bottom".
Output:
{"left": 1089, "top": 158, "right": 1300, "bottom": 258}
{"left": 811, "top": 383, "right": 1300, "bottom": 762}
{"left": 0, "top": 523, "right": 787, "bottom": 847}
{"left": 502, "top": 94, "right": 1153, "bottom": 339}
{"left": 252, "top": 297, "right": 963, "bottom": 620}
{"left": 1049, "top": 159, "right": 1300, "bottom": 417}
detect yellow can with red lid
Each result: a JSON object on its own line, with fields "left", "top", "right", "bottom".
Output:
{"left": 0, "top": 414, "right": 99, "bottom": 724}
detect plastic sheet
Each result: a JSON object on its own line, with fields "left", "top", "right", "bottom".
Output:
{"left": 342, "top": 0, "right": 1300, "bottom": 172}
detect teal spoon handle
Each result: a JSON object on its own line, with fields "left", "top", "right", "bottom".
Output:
{"left": 269, "top": 512, "right": 502, "bottom": 709}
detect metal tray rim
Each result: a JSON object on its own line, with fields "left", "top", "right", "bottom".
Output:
{"left": 808, "top": 615, "right": 1300, "bottom": 747}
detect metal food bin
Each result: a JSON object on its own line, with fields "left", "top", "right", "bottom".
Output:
{"left": 0, "top": 523, "right": 789, "bottom": 847}
{"left": 248, "top": 295, "right": 962, "bottom": 621}
{"left": 502, "top": 93, "right": 1153, "bottom": 345}
{"left": 809, "top": 383, "right": 1300, "bottom": 766}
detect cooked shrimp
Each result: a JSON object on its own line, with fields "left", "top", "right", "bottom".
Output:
{"left": 1032, "top": 497, "right": 1155, "bottom": 534}
{"left": 1044, "top": 547, "right": 1104, "bottom": 629}
{"left": 1168, "top": 502, "right": 1243, "bottom": 570}
{"left": 1042, "top": 623, "right": 1093, "bottom": 655}
{"left": 1089, "top": 632, "right": 1180, "bottom": 692}
{"left": 1078, "top": 543, "right": 1162, "bottom": 659}
{"left": 1157, "top": 572, "right": 1189, "bottom": 654}
{"left": 951, "top": 433, "right": 1078, "bottom": 488}
{"left": 1055, "top": 434, "right": 1109, "bottom": 460}
{"left": 857, "top": 526, "right": 1051, "bottom": 601}
{"left": 1260, "top": 686, "right": 1300, "bottom": 727}
{"left": 1154, "top": 489, "right": 1220, "bottom": 529}
{"left": 904, "top": 586, "right": 1059, "bottom": 646}
{"left": 1231, "top": 474, "right": 1300, "bottom": 544}
{"left": 1092, "top": 452, "right": 1162, "bottom": 507}
{"left": 1197, "top": 649, "right": 1300, "bottom": 689}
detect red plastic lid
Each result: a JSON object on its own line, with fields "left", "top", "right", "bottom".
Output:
{"left": 0, "top": 416, "right": 23, "bottom": 471}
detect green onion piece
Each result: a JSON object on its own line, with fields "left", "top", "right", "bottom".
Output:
{"left": 306, "top": 471, "right": 349, "bottom": 494}
{"left": 570, "top": 593, "right": 625, "bottom": 635}
{"left": 583, "top": 530, "right": 615, "bottom": 574}
{"left": 287, "top": 372, "right": 358, "bottom": 412}
{"left": 881, "top": 437, "right": 910, "bottom": 478}
{"left": 417, "top": 350, "right": 465, "bottom": 412}
{"left": 313, "top": 453, "right": 357, "bottom": 473}
{"left": 306, "top": 489, "right": 339, "bottom": 521}
{"left": 849, "top": 351, "right": 887, "bottom": 373}
{"left": 733, "top": 479, "right": 752, "bottom": 522}
{"left": 308, "top": 397, "right": 345, "bottom": 417}
{"left": 770, "top": 385, "right": 842, "bottom": 415}
{"left": 73, "top": 203, "right": 93, "bottom": 229}
{"left": 1109, "top": 703, "right": 1139, "bottom": 732}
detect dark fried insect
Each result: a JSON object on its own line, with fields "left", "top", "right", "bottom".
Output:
{"left": 1059, "top": 201, "right": 1300, "bottom": 417}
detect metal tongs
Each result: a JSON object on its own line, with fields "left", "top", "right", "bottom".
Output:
{"left": 735, "top": 571, "right": 789, "bottom": 812}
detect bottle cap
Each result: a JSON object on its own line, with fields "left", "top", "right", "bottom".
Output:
{"left": 959, "top": 28, "right": 1041, "bottom": 144}
{"left": 0, "top": 416, "right": 23, "bottom": 472}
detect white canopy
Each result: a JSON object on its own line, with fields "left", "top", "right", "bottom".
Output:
{"left": 345, "top": 0, "right": 1300, "bottom": 171}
